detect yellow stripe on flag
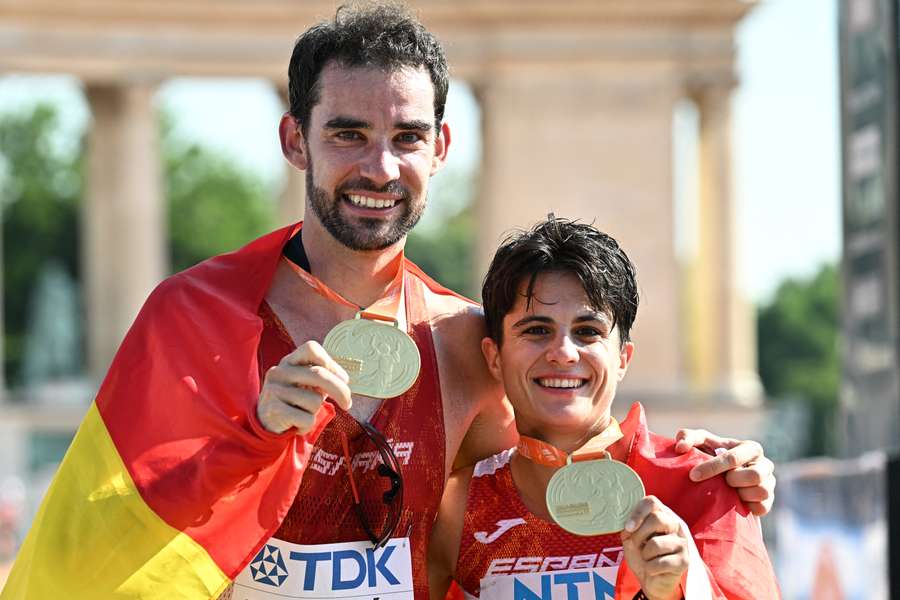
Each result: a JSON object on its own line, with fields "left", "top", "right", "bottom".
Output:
{"left": 1, "top": 403, "right": 230, "bottom": 599}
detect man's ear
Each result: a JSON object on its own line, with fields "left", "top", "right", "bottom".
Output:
{"left": 617, "top": 341, "right": 635, "bottom": 381}
{"left": 481, "top": 336, "right": 503, "bottom": 383}
{"left": 430, "top": 122, "right": 451, "bottom": 175}
{"left": 279, "top": 112, "right": 309, "bottom": 171}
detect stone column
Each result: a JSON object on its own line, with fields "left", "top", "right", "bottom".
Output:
{"left": 84, "top": 82, "right": 167, "bottom": 378}
{"left": 690, "top": 84, "right": 762, "bottom": 405}
{"left": 277, "top": 86, "right": 306, "bottom": 226}
{"left": 474, "top": 68, "right": 686, "bottom": 401}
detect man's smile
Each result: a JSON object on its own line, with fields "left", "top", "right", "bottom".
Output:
{"left": 344, "top": 193, "right": 400, "bottom": 209}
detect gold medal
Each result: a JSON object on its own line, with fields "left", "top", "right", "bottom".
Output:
{"left": 323, "top": 313, "right": 421, "bottom": 399}
{"left": 280, "top": 236, "right": 418, "bottom": 399}
{"left": 546, "top": 456, "right": 644, "bottom": 536}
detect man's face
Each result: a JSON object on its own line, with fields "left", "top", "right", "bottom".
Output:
{"left": 481, "top": 271, "right": 634, "bottom": 439}
{"left": 296, "top": 62, "right": 448, "bottom": 251}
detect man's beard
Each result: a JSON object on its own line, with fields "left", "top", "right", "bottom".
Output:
{"left": 306, "top": 164, "right": 425, "bottom": 251}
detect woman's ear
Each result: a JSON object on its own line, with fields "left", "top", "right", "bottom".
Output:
{"left": 481, "top": 336, "right": 503, "bottom": 382}
{"left": 617, "top": 341, "right": 635, "bottom": 381}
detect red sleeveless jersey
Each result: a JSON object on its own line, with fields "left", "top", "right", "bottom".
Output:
{"left": 256, "top": 272, "right": 447, "bottom": 600}
{"left": 454, "top": 450, "right": 624, "bottom": 599}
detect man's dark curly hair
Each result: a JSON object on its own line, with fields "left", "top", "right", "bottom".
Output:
{"left": 288, "top": 2, "right": 449, "bottom": 134}
{"left": 481, "top": 216, "right": 639, "bottom": 348}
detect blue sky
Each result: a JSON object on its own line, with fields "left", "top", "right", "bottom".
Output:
{"left": 0, "top": 0, "right": 840, "bottom": 303}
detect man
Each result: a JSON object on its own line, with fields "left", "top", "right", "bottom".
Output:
{"left": 428, "top": 217, "right": 779, "bottom": 599}
{"left": 2, "top": 4, "right": 774, "bottom": 599}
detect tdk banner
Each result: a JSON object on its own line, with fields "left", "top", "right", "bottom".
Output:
{"left": 232, "top": 537, "right": 414, "bottom": 599}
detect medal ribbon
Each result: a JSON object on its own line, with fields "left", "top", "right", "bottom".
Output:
{"left": 517, "top": 418, "right": 624, "bottom": 467}
{"left": 281, "top": 243, "right": 406, "bottom": 325}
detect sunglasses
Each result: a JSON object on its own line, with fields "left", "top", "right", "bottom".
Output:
{"left": 339, "top": 420, "right": 404, "bottom": 549}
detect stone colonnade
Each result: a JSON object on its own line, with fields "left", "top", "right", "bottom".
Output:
{"left": 0, "top": 0, "right": 762, "bottom": 410}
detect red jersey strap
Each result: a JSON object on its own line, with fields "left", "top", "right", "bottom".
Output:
{"left": 516, "top": 418, "right": 624, "bottom": 467}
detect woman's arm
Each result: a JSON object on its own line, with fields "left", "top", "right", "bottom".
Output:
{"left": 427, "top": 466, "right": 474, "bottom": 600}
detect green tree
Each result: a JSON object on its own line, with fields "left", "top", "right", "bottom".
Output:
{"left": 0, "top": 105, "right": 82, "bottom": 386}
{"left": 163, "top": 126, "right": 275, "bottom": 272}
{"left": 405, "top": 166, "right": 478, "bottom": 298}
{"left": 757, "top": 264, "right": 840, "bottom": 456}
{"left": 405, "top": 209, "right": 476, "bottom": 299}
{"left": 1, "top": 105, "right": 276, "bottom": 386}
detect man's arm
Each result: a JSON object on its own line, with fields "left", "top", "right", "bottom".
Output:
{"left": 452, "top": 390, "right": 517, "bottom": 471}
{"left": 428, "top": 301, "right": 518, "bottom": 472}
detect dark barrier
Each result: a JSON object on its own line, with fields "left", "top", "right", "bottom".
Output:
{"left": 889, "top": 453, "right": 899, "bottom": 599}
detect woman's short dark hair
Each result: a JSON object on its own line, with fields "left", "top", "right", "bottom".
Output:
{"left": 288, "top": 2, "right": 449, "bottom": 133}
{"left": 481, "top": 216, "right": 639, "bottom": 347}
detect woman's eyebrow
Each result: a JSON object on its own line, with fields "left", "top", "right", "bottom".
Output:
{"left": 511, "top": 315, "right": 553, "bottom": 329}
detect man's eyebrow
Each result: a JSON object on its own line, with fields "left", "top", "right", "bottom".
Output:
{"left": 324, "top": 117, "right": 370, "bottom": 129}
{"left": 396, "top": 119, "right": 432, "bottom": 132}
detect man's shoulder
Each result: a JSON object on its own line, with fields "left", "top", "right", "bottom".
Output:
{"left": 426, "top": 295, "right": 485, "bottom": 333}
{"left": 424, "top": 294, "right": 488, "bottom": 383}
{"left": 413, "top": 271, "right": 487, "bottom": 351}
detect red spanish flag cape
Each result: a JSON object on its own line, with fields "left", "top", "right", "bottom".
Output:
{"left": 2, "top": 224, "right": 337, "bottom": 599}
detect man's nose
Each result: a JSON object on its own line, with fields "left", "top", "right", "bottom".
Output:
{"left": 546, "top": 334, "right": 579, "bottom": 365}
{"left": 359, "top": 142, "right": 401, "bottom": 187}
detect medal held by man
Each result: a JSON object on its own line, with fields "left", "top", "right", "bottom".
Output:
{"left": 285, "top": 247, "right": 421, "bottom": 399}
{"left": 323, "top": 312, "right": 421, "bottom": 399}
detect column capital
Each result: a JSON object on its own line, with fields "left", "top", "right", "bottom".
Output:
{"left": 84, "top": 78, "right": 162, "bottom": 98}
{"left": 687, "top": 76, "right": 739, "bottom": 106}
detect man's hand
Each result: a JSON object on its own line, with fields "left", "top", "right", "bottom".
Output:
{"left": 674, "top": 429, "right": 775, "bottom": 516}
{"left": 257, "top": 341, "right": 352, "bottom": 434}
{"left": 621, "top": 496, "right": 690, "bottom": 600}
